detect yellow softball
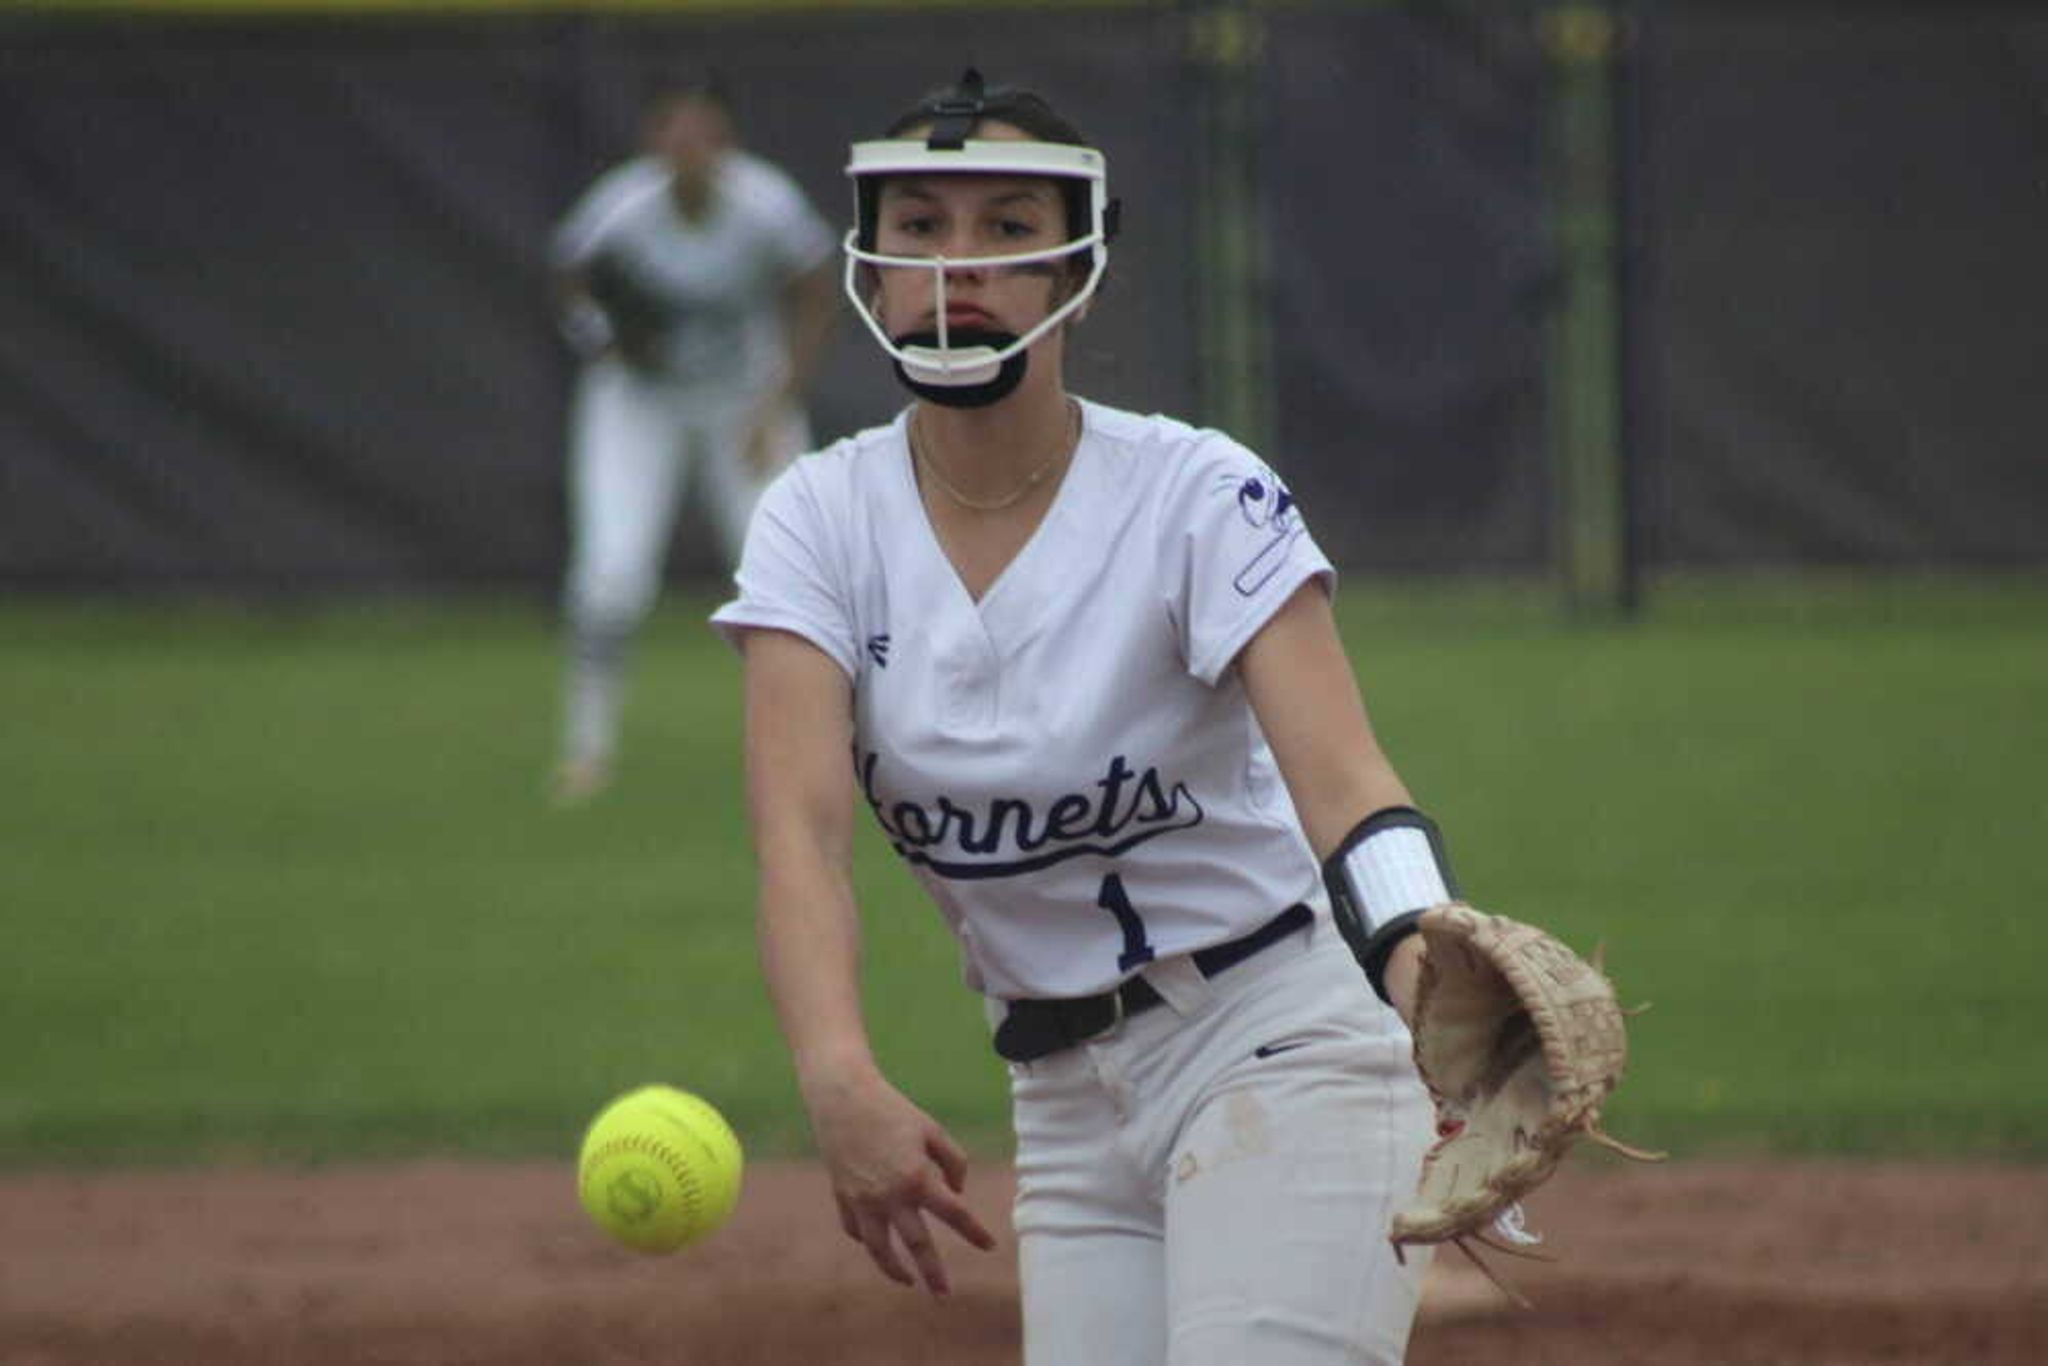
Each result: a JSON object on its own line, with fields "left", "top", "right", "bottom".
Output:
{"left": 576, "top": 1084, "right": 744, "bottom": 1254}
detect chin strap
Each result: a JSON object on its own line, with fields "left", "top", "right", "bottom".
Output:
{"left": 889, "top": 326, "right": 1030, "bottom": 407}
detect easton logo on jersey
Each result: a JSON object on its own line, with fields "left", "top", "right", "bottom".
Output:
{"left": 857, "top": 750, "right": 1205, "bottom": 880}
{"left": 865, "top": 633, "right": 891, "bottom": 667}
{"left": 1215, "top": 464, "right": 1306, "bottom": 597}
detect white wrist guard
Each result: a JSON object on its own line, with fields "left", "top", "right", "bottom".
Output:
{"left": 1322, "top": 807, "right": 1458, "bottom": 1004}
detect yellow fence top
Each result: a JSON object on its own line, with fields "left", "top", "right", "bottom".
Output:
{"left": 8, "top": 0, "right": 1155, "bottom": 13}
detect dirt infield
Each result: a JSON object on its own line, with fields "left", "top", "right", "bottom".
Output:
{"left": 3, "top": 1156, "right": 2044, "bottom": 1365}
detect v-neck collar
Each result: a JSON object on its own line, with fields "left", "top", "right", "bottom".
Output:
{"left": 661, "top": 167, "right": 727, "bottom": 235}
{"left": 895, "top": 401, "right": 1091, "bottom": 623}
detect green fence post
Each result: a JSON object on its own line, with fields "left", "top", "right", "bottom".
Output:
{"left": 1185, "top": 0, "right": 1272, "bottom": 453}
{"left": 1544, "top": 3, "right": 1634, "bottom": 618}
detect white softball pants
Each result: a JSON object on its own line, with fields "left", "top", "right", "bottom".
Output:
{"left": 1008, "top": 917, "right": 1434, "bottom": 1366}
{"left": 562, "top": 357, "right": 807, "bottom": 632}
{"left": 557, "top": 359, "right": 808, "bottom": 769}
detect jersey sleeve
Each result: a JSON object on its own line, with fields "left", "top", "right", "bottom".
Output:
{"left": 1160, "top": 436, "right": 1336, "bottom": 686}
{"left": 742, "top": 156, "right": 836, "bottom": 277}
{"left": 550, "top": 159, "right": 662, "bottom": 269}
{"left": 708, "top": 461, "right": 860, "bottom": 677}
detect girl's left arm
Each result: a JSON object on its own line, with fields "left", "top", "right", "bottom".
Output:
{"left": 1237, "top": 581, "right": 1431, "bottom": 1019}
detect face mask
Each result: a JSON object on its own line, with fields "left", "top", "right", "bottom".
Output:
{"left": 844, "top": 138, "right": 1114, "bottom": 406}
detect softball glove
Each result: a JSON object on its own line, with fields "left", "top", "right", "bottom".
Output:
{"left": 580, "top": 251, "right": 676, "bottom": 370}
{"left": 1391, "top": 904, "right": 1662, "bottom": 1289}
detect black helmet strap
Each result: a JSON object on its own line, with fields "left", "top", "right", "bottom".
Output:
{"left": 922, "top": 68, "right": 988, "bottom": 151}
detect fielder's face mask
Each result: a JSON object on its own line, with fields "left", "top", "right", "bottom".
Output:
{"left": 844, "top": 80, "right": 1116, "bottom": 408}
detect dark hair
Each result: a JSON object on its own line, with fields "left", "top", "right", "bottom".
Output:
{"left": 641, "top": 71, "right": 736, "bottom": 122}
{"left": 883, "top": 68, "right": 1090, "bottom": 149}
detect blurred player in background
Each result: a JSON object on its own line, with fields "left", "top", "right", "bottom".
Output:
{"left": 714, "top": 70, "right": 1449, "bottom": 1363}
{"left": 551, "top": 75, "right": 837, "bottom": 804}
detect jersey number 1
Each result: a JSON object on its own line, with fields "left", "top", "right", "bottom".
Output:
{"left": 1096, "top": 873, "right": 1156, "bottom": 972}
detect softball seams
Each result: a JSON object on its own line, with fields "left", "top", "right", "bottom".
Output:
{"left": 585, "top": 1133, "right": 709, "bottom": 1222}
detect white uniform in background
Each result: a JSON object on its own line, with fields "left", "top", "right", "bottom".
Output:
{"left": 712, "top": 399, "right": 1434, "bottom": 1365}
{"left": 553, "top": 150, "right": 833, "bottom": 779}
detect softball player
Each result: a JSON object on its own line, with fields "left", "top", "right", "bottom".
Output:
{"left": 713, "top": 71, "right": 1457, "bottom": 1364}
{"left": 552, "top": 79, "right": 837, "bottom": 803}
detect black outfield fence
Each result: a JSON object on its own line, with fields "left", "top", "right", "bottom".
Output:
{"left": 2, "top": 4, "right": 2042, "bottom": 593}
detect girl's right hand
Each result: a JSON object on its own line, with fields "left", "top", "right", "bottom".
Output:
{"left": 800, "top": 1067, "right": 998, "bottom": 1297}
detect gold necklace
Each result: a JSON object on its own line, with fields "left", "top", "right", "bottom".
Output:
{"left": 909, "top": 402, "right": 1079, "bottom": 514}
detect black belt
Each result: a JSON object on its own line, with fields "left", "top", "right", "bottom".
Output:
{"left": 993, "top": 903, "right": 1313, "bottom": 1063}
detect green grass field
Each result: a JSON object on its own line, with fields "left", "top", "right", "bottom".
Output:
{"left": 4, "top": 576, "right": 2045, "bottom": 1168}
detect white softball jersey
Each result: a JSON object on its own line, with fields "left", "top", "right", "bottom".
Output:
{"left": 711, "top": 400, "right": 1335, "bottom": 1001}
{"left": 553, "top": 151, "right": 834, "bottom": 387}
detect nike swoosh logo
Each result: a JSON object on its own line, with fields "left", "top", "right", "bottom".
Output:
{"left": 1253, "top": 1039, "right": 1312, "bottom": 1060}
